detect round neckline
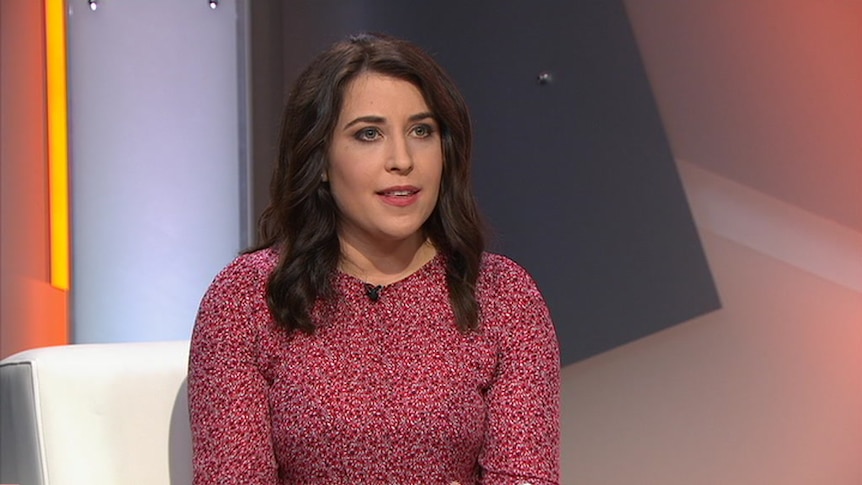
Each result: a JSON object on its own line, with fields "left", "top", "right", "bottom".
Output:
{"left": 334, "top": 252, "right": 444, "bottom": 291}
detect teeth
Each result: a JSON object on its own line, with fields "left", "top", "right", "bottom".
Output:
{"left": 386, "top": 190, "right": 413, "bottom": 196}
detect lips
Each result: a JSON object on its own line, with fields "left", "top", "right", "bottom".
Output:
{"left": 377, "top": 186, "right": 420, "bottom": 207}
{"left": 377, "top": 185, "right": 418, "bottom": 196}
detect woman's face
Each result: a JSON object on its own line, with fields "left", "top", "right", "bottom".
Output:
{"left": 326, "top": 71, "right": 443, "bottom": 251}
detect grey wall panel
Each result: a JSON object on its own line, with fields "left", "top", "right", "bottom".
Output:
{"left": 261, "top": 1, "right": 721, "bottom": 365}
{"left": 69, "top": 0, "right": 245, "bottom": 342}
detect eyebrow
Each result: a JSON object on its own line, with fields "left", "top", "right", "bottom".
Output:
{"left": 342, "top": 111, "right": 436, "bottom": 130}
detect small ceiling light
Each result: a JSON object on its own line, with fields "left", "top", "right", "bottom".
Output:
{"left": 88, "top": 0, "right": 98, "bottom": 11}
{"left": 209, "top": 0, "right": 218, "bottom": 9}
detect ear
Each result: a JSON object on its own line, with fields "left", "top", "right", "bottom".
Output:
{"left": 321, "top": 170, "right": 329, "bottom": 182}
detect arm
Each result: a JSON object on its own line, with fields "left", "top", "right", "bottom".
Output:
{"left": 480, "top": 264, "right": 561, "bottom": 485}
{"left": 187, "top": 257, "right": 279, "bottom": 484}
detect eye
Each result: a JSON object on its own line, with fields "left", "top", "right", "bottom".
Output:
{"left": 354, "top": 127, "right": 382, "bottom": 142}
{"left": 411, "top": 123, "right": 435, "bottom": 138}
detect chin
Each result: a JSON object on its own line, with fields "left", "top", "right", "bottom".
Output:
{"left": 374, "top": 225, "right": 427, "bottom": 244}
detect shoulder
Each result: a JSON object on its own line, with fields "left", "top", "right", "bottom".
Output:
{"left": 477, "top": 252, "right": 541, "bottom": 296}
{"left": 199, "top": 248, "right": 279, "bottom": 311}
{"left": 476, "top": 252, "right": 549, "bottom": 321}
{"left": 212, "top": 248, "right": 278, "bottom": 286}
{"left": 192, "top": 248, "right": 281, "bottom": 348}
{"left": 475, "top": 252, "right": 558, "bottom": 354}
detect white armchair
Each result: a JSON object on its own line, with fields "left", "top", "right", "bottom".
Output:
{"left": 0, "top": 341, "right": 192, "bottom": 485}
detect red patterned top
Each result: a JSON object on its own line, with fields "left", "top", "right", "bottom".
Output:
{"left": 188, "top": 248, "right": 560, "bottom": 484}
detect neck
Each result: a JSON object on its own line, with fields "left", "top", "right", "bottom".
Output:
{"left": 338, "top": 234, "right": 436, "bottom": 286}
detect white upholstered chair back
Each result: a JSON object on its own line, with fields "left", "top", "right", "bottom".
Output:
{"left": 0, "top": 341, "right": 192, "bottom": 485}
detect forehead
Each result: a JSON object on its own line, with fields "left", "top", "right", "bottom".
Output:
{"left": 339, "top": 72, "right": 430, "bottom": 117}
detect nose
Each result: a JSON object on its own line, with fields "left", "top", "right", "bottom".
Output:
{"left": 384, "top": 133, "right": 413, "bottom": 175}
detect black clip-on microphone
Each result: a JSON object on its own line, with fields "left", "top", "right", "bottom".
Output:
{"left": 364, "top": 283, "right": 383, "bottom": 302}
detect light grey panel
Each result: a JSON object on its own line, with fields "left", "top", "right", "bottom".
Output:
{"left": 68, "top": 0, "right": 245, "bottom": 342}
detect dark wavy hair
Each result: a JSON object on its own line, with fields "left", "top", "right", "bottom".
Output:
{"left": 254, "top": 33, "right": 485, "bottom": 333}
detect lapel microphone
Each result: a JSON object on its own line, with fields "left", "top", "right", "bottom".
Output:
{"left": 364, "top": 284, "right": 384, "bottom": 302}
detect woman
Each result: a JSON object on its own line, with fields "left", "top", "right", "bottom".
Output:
{"left": 188, "top": 33, "right": 560, "bottom": 485}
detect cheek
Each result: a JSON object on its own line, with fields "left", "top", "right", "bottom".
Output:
{"left": 328, "top": 180, "right": 354, "bottom": 212}
{"left": 328, "top": 167, "right": 369, "bottom": 209}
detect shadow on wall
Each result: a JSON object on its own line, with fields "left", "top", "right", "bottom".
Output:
{"left": 170, "top": 378, "right": 193, "bottom": 484}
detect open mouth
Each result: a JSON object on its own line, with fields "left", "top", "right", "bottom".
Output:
{"left": 377, "top": 187, "right": 420, "bottom": 207}
{"left": 378, "top": 188, "right": 419, "bottom": 197}
{"left": 380, "top": 190, "right": 417, "bottom": 197}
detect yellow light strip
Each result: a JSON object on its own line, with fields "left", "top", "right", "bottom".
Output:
{"left": 45, "top": 0, "right": 70, "bottom": 290}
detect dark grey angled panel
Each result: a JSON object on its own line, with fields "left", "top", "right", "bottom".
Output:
{"left": 272, "top": 1, "right": 721, "bottom": 365}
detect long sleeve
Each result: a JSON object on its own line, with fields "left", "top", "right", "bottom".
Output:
{"left": 479, "top": 257, "right": 561, "bottom": 485}
{"left": 187, "top": 255, "right": 279, "bottom": 485}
